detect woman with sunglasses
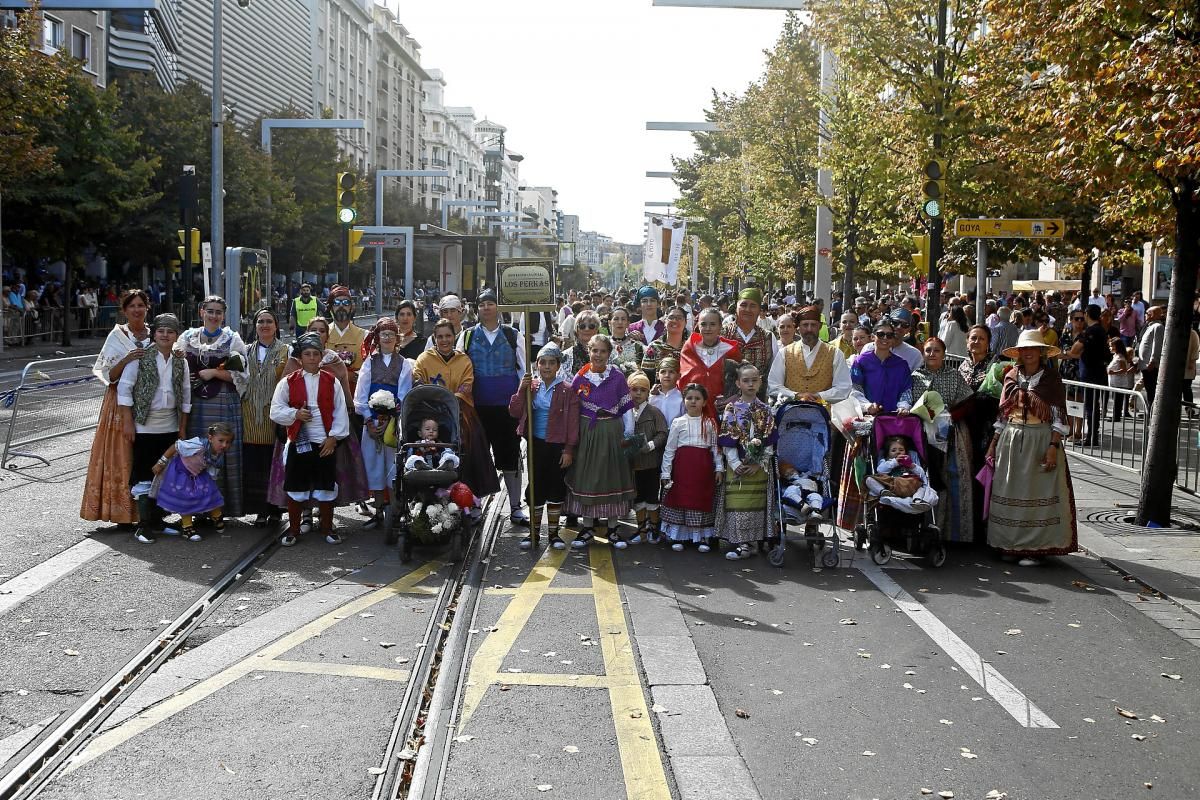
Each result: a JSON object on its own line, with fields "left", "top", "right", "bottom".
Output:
{"left": 560, "top": 309, "right": 605, "bottom": 380}
{"left": 176, "top": 295, "right": 249, "bottom": 518}
{"left": 836, "top": 320, "right": 914, "bottom": 531}
{"left": 640, "top": 305, "right": 690, "bottom": 384}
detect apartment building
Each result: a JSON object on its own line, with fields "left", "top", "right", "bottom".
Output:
{"left": 371, "top": 3, "right": 427, "bottom": 191}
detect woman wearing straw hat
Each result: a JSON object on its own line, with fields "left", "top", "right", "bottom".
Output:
{"left": 985, "top": 329, "right": 1078, "bottom": 566}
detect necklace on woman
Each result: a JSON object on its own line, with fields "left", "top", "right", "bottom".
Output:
{"left": 699, "top": 341, "right": 719, "bottom": 356}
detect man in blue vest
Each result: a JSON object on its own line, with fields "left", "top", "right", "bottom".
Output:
{"left": 458, "top": 288, "right": 528, "bottom": 525}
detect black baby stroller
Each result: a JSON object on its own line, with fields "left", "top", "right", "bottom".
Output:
{"left": 769, "top": 400, "right": 843, "bottom": 568}
{"left": 857, "top": 414, "right": 946, "bottom": 567}
{"left": 383, "top": 384, "right": 470, "bottom": 563}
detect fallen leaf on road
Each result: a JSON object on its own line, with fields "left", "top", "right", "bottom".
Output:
{"left": 1068, "top": 623, "right": 1082, "bottom": 628}
{"left": 1117, "top": 707, "right": 1139, "bottom": 719}
{"left": 833, "top": 597, "right": 844, "bottom": 603}
{"left": 921, "top": 789, "right": 933, "bottom": 796}
{"left": 1150, "top": 714, "right": 1166, "bottom": 723}
{"left": 939, "top": 793, "right": 954, "bottom": 799}
{"left": 651, "top": 703, "right": 668, "bottom": 714}
{"left": 985, "top": 792, "right": 1008, "bottom": 800}
{"left": 839, "top": 618, "right": 857, "bottom": 625}
{"left": 961, "top": 752, "right": 978, "bottom": 760}
{"left": 735, "top": 708, "right": 750, "bottom": 719}
{"left": 63, "top": 649, "right": 79, "bottom": 656}
{"left": 453, "top": 735, "right": 474, "bottom": 743}
{"left": 542, "top": 652, "right": 557, "bottom": 657}
{"left": 1083, "top": 718, "right": 1095, "bottom": 723}
{"left": 939, "top": 719, "right": 953, "bottom": 725}
{"left": 862, "top": 750, "right": 876, "bottom": 757}
{"left": 1161, "top": 673, "right": 1182, "bottom": 681}
{"left": 563, "top": 746, "right": 579, "bottom": 753}
{"left": 1131, "top": 734, "right": 1146, "bottom": 741}
{"left": 858, "top": 652, "right": 872, "bottom": 659}
{"left": 499, "top": 685, "right": 511, "bottom": 692}
{"left": 771, "top": 689, "right": 784, "bottom": 695}
{"left": 1004, "top": 629, "right": 1022, "bottom": 635}
{"left": 800, "top": 737, "right": 818, "bottom": 746}
{"left": 359, "top": 613, "right": 375, "bottom": 618}
{"left": 379, "top": 642, "right": 397, "bottom": 648}
{"left": 394, "top": 657, "right": 410, "bottom": 664}
{"left": 905, "top": 670, "right": 917, "bottom": 675}
{"left": 536, "top": 785, "right": 553, "bottom": 792}
{"left": 34, "top": 632, "right": 49, "bottom": 638}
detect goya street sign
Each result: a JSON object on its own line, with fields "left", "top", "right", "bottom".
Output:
{"left": 953, "top": 218, "right": 1065, "bottom": 239}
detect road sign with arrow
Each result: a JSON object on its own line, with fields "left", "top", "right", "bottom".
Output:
{"left": 953, "top": 218, "right": 1065, "bottom": 239}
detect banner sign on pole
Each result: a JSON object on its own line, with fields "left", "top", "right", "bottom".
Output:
{"left": 498, "top": 258, "right": 554, "bottom": 305}
{"left": 643, "top": 216, "right": 687, "bottom": 285}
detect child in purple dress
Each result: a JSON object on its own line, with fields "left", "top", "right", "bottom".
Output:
{"left": 152, "top": 422, "right": 235, "bottom": 542}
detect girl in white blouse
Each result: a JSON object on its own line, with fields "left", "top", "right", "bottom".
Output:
{"left": 659, "top": 384, "right": 724, "bottom": 552}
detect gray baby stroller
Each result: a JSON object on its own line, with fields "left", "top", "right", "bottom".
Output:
{"left": 769, "top": 400, "right": 844, "bottom": 568}
{"left": 383, "top": 384, "right": 468, "bottom": 563}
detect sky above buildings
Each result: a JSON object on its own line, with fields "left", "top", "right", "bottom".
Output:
{"left": 391, "top": 0, "right": 786, "bottom": 244}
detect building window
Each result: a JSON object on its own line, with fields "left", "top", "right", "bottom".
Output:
{"left": 42, "top": 15, "right": 63, "bottom": 51}
{"left": 70, "top": 28, "right": 90, "bottom": 62}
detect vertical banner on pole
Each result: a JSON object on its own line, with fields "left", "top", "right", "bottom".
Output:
{"left": 643, "top": 216, "right": 687, "bottom": 285}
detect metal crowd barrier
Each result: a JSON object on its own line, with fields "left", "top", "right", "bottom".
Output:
{"left": 0, "top": 355, "right": 105, "bottom": 469}
{"left": 1058, "top": 379, "right": 1200, "bottom": 496}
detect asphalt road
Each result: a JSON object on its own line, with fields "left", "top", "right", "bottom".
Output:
{"left": 3, "top": 426, "right": 1200, "bottom": 799}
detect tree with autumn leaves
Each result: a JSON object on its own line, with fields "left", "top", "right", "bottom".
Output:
{"left": 977, "top": 0, "right": 1200, "bottom": 524}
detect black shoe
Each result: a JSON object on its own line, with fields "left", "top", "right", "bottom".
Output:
{"left": 134, "top": 528, "right": 155, "bottom": 544}
{"left": 213, "top": 517, "right": 225, "bottom": 533}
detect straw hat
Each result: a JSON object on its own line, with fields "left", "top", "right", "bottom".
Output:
{"left": 1002, "top": 329, "right": 1061, "bottom": 359}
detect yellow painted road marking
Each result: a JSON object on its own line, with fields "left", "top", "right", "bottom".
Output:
{"left": 460, "top": 544, "right": 571, "bottom": 725}
{"left": 460, "top": 542, "right": 670, "bottom": 800}
{"left": 256, "top": 660, "right": 411, "bottom": 682}
{"left": 70, "top": 560, "right": 443, "bottom": 771}
{"left": 484, "top": 586, "right": 594, "bottom": 596}
{"left": 591, "top": 546, "right": 672, "bottom": 800}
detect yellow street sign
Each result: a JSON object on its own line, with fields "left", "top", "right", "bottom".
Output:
{"left": 953, "top": 218, "right": 1065, "bottom": 239}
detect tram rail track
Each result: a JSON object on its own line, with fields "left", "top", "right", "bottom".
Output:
{"left": 0, "top": 531, "right": 280, "bottom": 800}
{"left": 373, "top": 493, "right": 505, "bottom": 800}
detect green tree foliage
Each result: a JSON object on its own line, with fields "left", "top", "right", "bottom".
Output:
{"left": 978, "top": 0, "right": 1200, "bottom": 524}
{"left": 0, "top": 4, "right": 72, "bottom": 187}
{"left": 3, "top": 72, "right": 156, "bottom": 268}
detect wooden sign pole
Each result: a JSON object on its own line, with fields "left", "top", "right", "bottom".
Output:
{"left": 500, "top": 303, "right": 555, "bottom": 549}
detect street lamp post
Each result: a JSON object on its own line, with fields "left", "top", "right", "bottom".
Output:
{"left": 211, "top": 0, "right": 224, "bottom": 296}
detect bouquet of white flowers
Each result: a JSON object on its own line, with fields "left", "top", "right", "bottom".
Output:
{"left": 407, "top": 497, "right": 462, "bottom": 543}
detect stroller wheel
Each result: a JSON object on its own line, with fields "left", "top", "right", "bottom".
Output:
{"left": 928, "top": 544, "right": 948, "bottom": 568}
{"left": 821, "top": 547, "right": 840, "bottom": 568}
{"left": 871, "top": 543, "right": 892, "bottom": 565}
{"left": 768, "top": 546, "right": 785, "bottom": 568}
{"left": 854, "top": 525, "right": 869, "bottom": 551}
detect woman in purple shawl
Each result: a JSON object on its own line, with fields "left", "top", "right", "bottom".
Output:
{"left": 837, "top": 319, "right": 913, "bottom": 530}
{"left": 563, "top": 334, "right": 637, "bottom": 548}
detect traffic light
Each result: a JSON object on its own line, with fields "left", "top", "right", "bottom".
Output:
{"left": 911, "top": 234, "right": 929, "bottom": 274}
{"left": 336, "top": 171, "right": 357, "bottom": 224}
{"left": 177, "top": 228, "right": 200, "bottom": 263}
{"left": 921, "top": 160, "right": 946, "bottom": 218}
{"left": 349, "top": 228, "right": 365, "bottom": 262}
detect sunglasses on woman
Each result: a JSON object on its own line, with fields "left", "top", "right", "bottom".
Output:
{"left": 577, "top": 323, "right": 598, "bottom": 330}
{"left": 875, "top": 331, "right": 895, "bottom": 339}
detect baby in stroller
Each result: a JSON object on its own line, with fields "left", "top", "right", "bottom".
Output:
{"left": 778, "top": 459, "right": 826, "bottom": 521}
{"left": 403, "top": 417, "right": 461, "bottom": 472}
{"left": 865, "top": 434, "right": 937, "bottom": 514}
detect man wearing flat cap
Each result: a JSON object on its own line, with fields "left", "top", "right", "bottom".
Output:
{"left": 458, "top": 288, "right": 528, "bottom": 525}
{"left": 723, "top": 287, "right": 779, "bottom": 393}
{"left": 628, "top": 286, "right": 664, "bottom": 345}
{"left": 768, "top": 306, "right": 852, "bottom": 405}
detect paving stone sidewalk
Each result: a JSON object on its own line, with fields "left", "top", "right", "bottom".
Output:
{"left": 1069, "top": 456, "right": 1200, "bottom": 623}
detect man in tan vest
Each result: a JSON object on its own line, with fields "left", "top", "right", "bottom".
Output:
{"left": 768, "top": 306, "right": 852, "bottom": 404}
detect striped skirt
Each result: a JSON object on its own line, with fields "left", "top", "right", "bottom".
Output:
{"left": 715, "top": 462, "right": 777, "bottom": 545}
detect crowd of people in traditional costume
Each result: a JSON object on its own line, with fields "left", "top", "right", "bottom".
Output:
{"left": 80, "top": 281, "right": 1093, "bottom": 568}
